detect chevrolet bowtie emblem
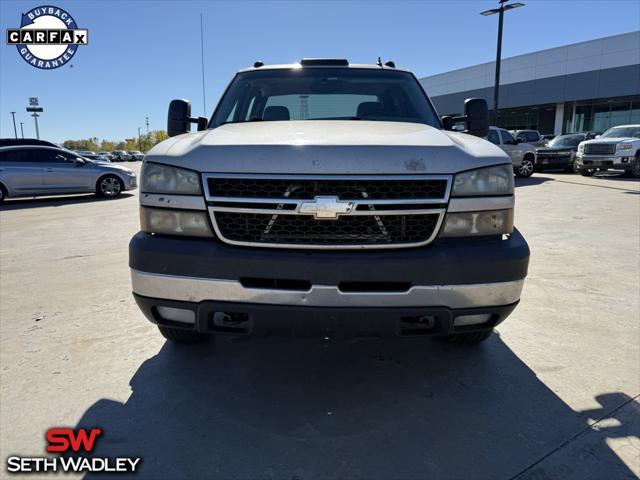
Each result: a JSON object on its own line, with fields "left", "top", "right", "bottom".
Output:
{"left": 299, "top": 196, "right": 354, "bottom": 219}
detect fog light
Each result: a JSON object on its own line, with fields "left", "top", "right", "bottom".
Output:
{"left": 454, "top": 313, "right": 491, "bottom": 327}
{"left": 157, "top": 306, "right": 196, "bottom": 324}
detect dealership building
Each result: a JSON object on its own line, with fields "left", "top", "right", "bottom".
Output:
{"left": 420, "top": 31, "right": 640, "bottom": 135}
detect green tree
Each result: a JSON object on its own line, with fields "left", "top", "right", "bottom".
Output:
{"left": 62, "top": 130, "right": 170, "bottom": 154}
{"left": 99, "top": 140, "right": 117, "bottom": 152}
{"left": 62, "top": 138, "right": 99, "bottom": 152}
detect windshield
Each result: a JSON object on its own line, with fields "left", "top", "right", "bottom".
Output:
{"left": 211, "top": 68, "right": 440, "bottom": 128}
{"left": 548, "top": 134, "right": 584, "bottom": 147}
{"left": 601, "top": 126, "right": 640, "bottom": 138}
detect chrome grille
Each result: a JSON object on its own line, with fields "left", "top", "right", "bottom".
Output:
{"left": 204, "top": 174, "right": 450, "bottom": 249}
{"left": 584, "top": 144, "right": 616, "bottom": 155}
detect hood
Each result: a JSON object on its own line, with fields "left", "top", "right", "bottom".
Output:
{"left": 582, "top": 137, "right": 637, "bottom": 145}
{"left": 94, "top": 162, "right": 134, "bottom": 173}
{"left": 537, "top": 146, "right": 575, "bottom": 152}
{"left": 145, "top": 121, "right": 509, "bottom": 175}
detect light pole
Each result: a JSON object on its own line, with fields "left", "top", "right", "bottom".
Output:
{"left": 138, "top": 127, "right": 142, "bottom": 151}
{"left": 10, "top": 112, "right": 17, "bottom": 138}
{"left": 480, "top": 0, "right": 525, "bottom": 126}
{"left": 26, "top": 98, "right": 43, "bottom": 139}
{"left": 20, "top": 122, "right": 24, "bottom": 138}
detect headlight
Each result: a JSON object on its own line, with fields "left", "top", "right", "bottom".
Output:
{"left": 617, "top": 144, "right": 633, "bottom": 151}
{"left": 140, "top": 207, "right": 213, "bottom": 237}
{"left": 141, "top": 163, "right": 201, "bottom": 194}
{"left": 577, "top": 144, "right": 585, "bottom": 153}
{"left": 452, "top": 165, "right": 514, "bottom": 197}
{"left": 440, "top": 209, "right": 513, "bottom": 237}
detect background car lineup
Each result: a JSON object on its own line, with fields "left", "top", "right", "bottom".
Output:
{"left": 0, "top": 144, "right": 138, "bottom": 203}
{"left": 0, "top": 123, "right": 638, "bottom": 203}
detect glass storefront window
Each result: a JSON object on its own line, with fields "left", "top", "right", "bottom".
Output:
{"left": 630, "top": 101, "right": 640, "bottom": 124}
{"left": 593, "top": 104, "right": 612, "bottom": 132}
{"left": 611, "top": 102, "right": 631, "bottom": 126}
{"left": 571, "top": 98, "right": 640, "bottom": 133}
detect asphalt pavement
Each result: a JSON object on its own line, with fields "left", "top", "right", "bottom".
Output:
{"left": 0, "top": 164, "right": 638, "bottom": 479}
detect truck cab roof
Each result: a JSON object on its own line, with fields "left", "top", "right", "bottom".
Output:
{"left": 238, "top": 58, "right": 409, "bottom": 73}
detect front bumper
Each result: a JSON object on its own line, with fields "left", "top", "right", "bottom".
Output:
{"left": 122, "top": 175, "right": 137, "bottom": 190}
{"left": 129, "top": 230, "right": 529, "bottom": 337}
{"left": 576, "top": 153, "right": 635, "bottom": 169}
{"left": 536, "top": 153, "right": 573, "bottom": 169}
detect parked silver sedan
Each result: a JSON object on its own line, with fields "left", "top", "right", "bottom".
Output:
{"left": 0, "top": 145, "right": 137, "bottom": 203}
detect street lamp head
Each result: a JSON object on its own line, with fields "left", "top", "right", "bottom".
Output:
{"left": 481, "top": 1, "right": 525, "bottom": 15}
{"left": 504, "top": 2, "right": 525, "bottom": 11}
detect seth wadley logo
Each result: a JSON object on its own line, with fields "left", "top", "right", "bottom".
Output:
{"left": 6, "top": 428, "right": 141, "bottom": 474}
{"left": 6, "top": 5, "right": 88, "bottom": 69}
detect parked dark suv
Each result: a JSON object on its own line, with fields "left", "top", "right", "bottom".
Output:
{"left": 535, "top": 132, "right": 600, "bottom": 172}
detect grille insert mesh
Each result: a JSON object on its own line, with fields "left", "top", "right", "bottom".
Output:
{"left": 208, "top": 178, "right": 447, "bottom": 200}
{"left": 214, "top": 212, "right": 439, "bottom": 246}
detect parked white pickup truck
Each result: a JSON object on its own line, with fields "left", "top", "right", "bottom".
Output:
{"left": 129, "top": 59, "right": 530, "bottom": 345}
{"left": 575, "top": 124, "right": 640, "bottom": 177}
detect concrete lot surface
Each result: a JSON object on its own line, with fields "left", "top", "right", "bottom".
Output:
{"left": 1, "top": 163, "right": 638, "bottom": 479}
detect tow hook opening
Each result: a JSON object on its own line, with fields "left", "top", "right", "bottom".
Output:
{"left": 398, "top": 315, "right": 438, "bottom": 336}
{"left": 209, "top": 312, "right": 252, "bottom": 334}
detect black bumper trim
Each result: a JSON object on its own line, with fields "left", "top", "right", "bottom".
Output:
{"left": 134, "top": 293, "right": 519, "bottom": 339}
{"left": 129, "top": 229, "right": 529, "bottom": 286}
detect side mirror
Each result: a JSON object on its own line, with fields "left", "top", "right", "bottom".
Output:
{"left": 463, "top": 98, "right": 489, "bottom": 138}
{"left": 196, "top": 116, "right": 208, "bottom": 131}
{"left": 515, "top": 138, "right": 523, "bottom": 144}
{"left": 441, "top": 115, "right": 454, "bottom": 130}
{"left": 167, "top": 99, "right": 209, "bottom": 137}
{"left": 451, "top": 98, "right": 489, "bottom": 138}
{"left": 168, "top": 99, "right": 191, "bottom": 137}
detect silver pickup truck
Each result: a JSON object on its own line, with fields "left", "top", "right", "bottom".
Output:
{"left": 129, "top": 59, "right": 530, "bottom": 346}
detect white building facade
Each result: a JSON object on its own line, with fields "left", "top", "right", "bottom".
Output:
{"left": 420, "top": 32, "right": 640, "bottom": 135}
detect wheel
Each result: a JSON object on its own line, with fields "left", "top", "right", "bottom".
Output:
{"left": 580, "top": 168, "right": 595, "bottom": 177}
{"left": 158, "top": 326, "right": 209, "bottom": 343}
{"left": 629, "top": 152, "right": 640, "bottom": 178}
{"left": 0, "top": 184, "right": 7, "bottom": 203}
{"left": 96, "top": 175, "right": 123, "bottom": 198}
{"left": 515, "top": 155, "right": 535, "bottom": 178}
{"left": 447, "top": 329, "right": 493, "bottom": 344}
{"left": 572, "top": 160, "right": 581, "bottom": 173}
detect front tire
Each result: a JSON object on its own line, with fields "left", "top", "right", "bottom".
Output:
{"left": 447, "top": 329, "right": 493, "bottom": 344}
{"left": 515, "top": 155, "right": 535, "bottom": 178}
{"left": 0, "top": 184, "right": 7, "bottom": 204}
{"left": 629, "top": 152, "right": 640, "bottom": 178}
{"left": 96, "top": 175, "right": 123, "bottom": 198}
{"left": 158, "top": 326, "right": 209, "bottom": 343}
{"left": 572, "top": 160, "right": 581, "bottom": 173}
{"left": 581, "top": 168, "right": 595, "bottom": 177}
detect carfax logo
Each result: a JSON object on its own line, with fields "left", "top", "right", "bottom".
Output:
{"left": 6, "top": 5, "right": 88, "bottom": 69}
